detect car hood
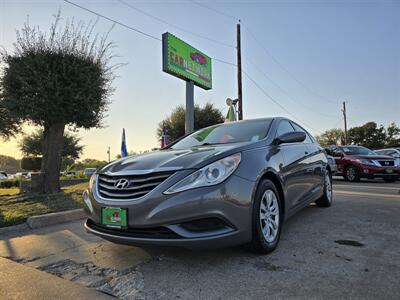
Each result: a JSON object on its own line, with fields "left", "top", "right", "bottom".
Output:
{"left": 346, "top": 155, "right": 395, "bottom": 160}
{"left": 99, "top": 143, "right": 247, "bottom": 174}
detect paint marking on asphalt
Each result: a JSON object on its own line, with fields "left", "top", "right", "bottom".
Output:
{"left": 334, "top": 184, "right": 400, "bottom": 191}
{"left": 334, "top": 190, "right": 400, "bottom": 199}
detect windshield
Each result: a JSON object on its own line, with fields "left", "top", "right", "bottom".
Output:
{"left": 170, "top": 119, "right": 272, "bottom": 150}
{"left": 339, "top": 146, "right": 376, "bottom": 156}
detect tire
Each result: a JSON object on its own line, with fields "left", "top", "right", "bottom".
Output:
{"left": 344, "top": 165, "right": 360, "bottom": 182}
{"left": 315, "top": 170, "right": 333, "bottom": 207}
{"left": 383, "top": 178, "right": 396, "bottom": 183}
{"left": 248, "top": 179, "right": 282, "bottom": 254}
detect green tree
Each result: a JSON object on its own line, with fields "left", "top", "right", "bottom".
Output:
{"left": 156, "top": 103, "right": 224, "bottom": 144}
{"left": 315, "top": 128, "right": 345, "bottom": 146}
{"left": 0, "top": 12, "right": 118, "bottom": 193}
{"left": 19, "top": 129, "right": 83, "bottom": 160}
{"left": 0, "top": 155, "right": 22, "bottom": 174}
{"left": 21, "top": 157, "right": 42, "bottom": 171}
{"left": 348, "top": 122, "right": 386, "bottom": 149}
{"left": 73, "top": 159, "right": 108, "bottom": 171}
{"left": 385, "top": 122, "right": 400, "bottom": 147}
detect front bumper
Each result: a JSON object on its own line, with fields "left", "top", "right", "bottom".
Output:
{"left": 358, "top": 166, "right": 400, "bottom": 179}
{"left": 84, "top": 173, "right": 256, "bottom": 249}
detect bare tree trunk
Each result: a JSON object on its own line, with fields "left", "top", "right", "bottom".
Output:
{"left": 40, "top": 122, "right": 65, "bottom": 193}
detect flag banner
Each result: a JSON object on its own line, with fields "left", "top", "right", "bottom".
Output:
{"left": 161, "top": 127, "right": 167, "bottom": 149}
{"left": 121, "top": 128, "right": 128, "bottom": 158}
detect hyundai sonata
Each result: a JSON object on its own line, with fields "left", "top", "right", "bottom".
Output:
{"left": 83, "top": 118, "right": 332, "bottom": 254}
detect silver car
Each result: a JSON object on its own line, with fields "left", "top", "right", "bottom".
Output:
{"left": 84, "top": 118, "right": 332, "bottom": 254}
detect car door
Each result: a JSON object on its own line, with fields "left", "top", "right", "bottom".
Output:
{"left": 291, "top": 122, "right": 325, "bottom": 199}
{"left": 276, "top": 120, "right": 313, "bottom": 210}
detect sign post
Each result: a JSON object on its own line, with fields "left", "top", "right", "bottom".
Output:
{"left": 162, "top": 32, "right": 212, "bottom": 134}
{"left": 186, "top": 81, "right": 194, "bottom": 133}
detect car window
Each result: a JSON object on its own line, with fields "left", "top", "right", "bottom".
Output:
{"left": 339, "top": 146, "right": 376, "bottom": 155}
{"left": 291, "top": 122, "right": 313, "bottom": 143}
{"left": 170, "top": 119, "right": 273, "bottom": 150}
{"left": 276, "top": 120, "right": 294, "bottom": 137}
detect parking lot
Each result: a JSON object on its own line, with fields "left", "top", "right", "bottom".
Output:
{"left": 1, "top": 178, "right": 399, "bottom": 299}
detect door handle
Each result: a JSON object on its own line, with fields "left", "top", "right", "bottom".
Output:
{"left": 305, "top": 151, "right": 309, "bottom": 155}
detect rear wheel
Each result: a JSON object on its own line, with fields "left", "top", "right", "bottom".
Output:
{"left": 315, "top": 170, "right": 333, "bottom": 207}
{"left": 249, "top": 179, "right": 282, "bottom": 254}
{"left": 344, "top": 165, "right": 360, "bottom": 182}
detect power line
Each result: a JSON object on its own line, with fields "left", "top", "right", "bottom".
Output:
{"left": 190, "top": 1, "right": 239, "bottom": 22}
{"left": 241, "top": 24, "right": 338, "bottom": 105}
{"left": 117, "top": 0, "right": 235, "bottom": 48}
{"left": 63, "top": 0, "right": 161, "bottom": 41}
{"left": 64, "top": 0, "right": 321, "bottom": 134}
{"left": 243, "top": 70, "right": 323, "bottom": 134}
{"left": 243, "top": 55, "right": 337, "bottom": 119}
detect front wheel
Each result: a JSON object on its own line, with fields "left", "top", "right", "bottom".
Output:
{"left": 344, "top": 165, "right": 360, "bottom": 182}
{"left": 315, "top": 170, "right": 333, "bottom": 207}
{"left": 249, "top": 179, "right": 282, "bottom": 254}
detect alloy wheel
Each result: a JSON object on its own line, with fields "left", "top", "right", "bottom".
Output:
{"left": 259, "top": 189, "right": 280, "bottom": 243}
{"left": 346, "top": 167, "right": 356, "bottom": 181}
{"left": 325, "top": 173, "right": 332, "bottom": 203}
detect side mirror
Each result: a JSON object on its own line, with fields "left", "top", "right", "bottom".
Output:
{"left": 274, "top": 131, "right": 306, "bottom": 145}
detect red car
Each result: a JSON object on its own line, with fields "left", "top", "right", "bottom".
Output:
{"left": 327, "top": 145, "right": 400, "bottom": 182}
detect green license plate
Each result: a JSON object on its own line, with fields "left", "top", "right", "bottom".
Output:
{"left": 102, "top": 207, "right": 127, "bottom": 228}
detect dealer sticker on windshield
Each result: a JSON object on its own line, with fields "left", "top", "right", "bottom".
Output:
{"left": 102, "top": 207, "right": 127, "bottom": 228}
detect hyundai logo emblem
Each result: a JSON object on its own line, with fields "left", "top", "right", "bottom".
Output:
{"left": 385, "top": 161, "right": 389, "bottom": 165}
{"left": 114, "top": 178, "right": 130, "bottom": 190}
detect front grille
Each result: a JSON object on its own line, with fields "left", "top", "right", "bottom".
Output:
{"left": 87, "top": 219, "right": 181, "bottom": 239}
{"left": 378, "top": 160, "right": 394, "bottom": 167}
{"left": 97, "top": 171, "right": 175, "bottom": 200}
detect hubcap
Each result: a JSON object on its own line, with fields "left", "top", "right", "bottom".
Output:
{"left": 347, "top": 167, "right": 356, "bottom": 181}
{"left": 259, "top": 189, "right": 280, "bottom": 243}
{"left": 325, "top": 173, "right": 332, "bottom": 202}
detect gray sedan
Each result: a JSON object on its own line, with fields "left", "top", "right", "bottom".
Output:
{"left": 84, "top": 117, "right": 332, "bottom": 254}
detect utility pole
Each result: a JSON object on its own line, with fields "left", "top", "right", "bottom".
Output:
{"left": 237, "top": 22, "right": 243, "bottom": 120}
{"left": 107, "top": 147, "right": 110, "bottom": 162}
{"left": 342, "top": 101, "right": 348, "bottom": 145}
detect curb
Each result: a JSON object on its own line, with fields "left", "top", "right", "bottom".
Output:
{"left": 27, "top": 209, "right": 86, "bottom": 229}
{"left": 0, "top": 209, "right": 86, "bottom": 237}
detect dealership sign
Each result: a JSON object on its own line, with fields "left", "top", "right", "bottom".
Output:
{"left": 162, "top": 32, "right": 212, "bottom": 90}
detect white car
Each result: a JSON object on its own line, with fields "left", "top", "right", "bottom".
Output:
{"left": 0, "top": 172, "right": 7, "bottom": 180}
{"left": 84, "top": 168, "right": 97, "bottom": 177}
{"left": 375, "top": 148, "right": 400, "bottom": 167}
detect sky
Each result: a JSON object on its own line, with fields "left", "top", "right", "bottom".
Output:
{"left": 0, "top": 0, "right": 399, "bottom": 161}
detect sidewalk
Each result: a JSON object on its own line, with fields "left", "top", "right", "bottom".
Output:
{"left": 0, "top": 257, "right": 113, "bottom": 300}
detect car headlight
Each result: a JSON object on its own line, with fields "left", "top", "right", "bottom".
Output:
{"left": 89, "top": 174, "right": 97, "bottom": 190}
{"left": 356, "top": 159, "right": 378, "bottom": 166}
{"left": 164, "top": 153, "right": 241, "bottom": 194}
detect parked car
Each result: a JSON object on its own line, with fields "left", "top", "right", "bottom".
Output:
{"left": 0, "top": 171, "right": 8, "bottom": 180}
{"left": 326, "top": 155, "right": 337, "bottom": 175}
{"left": 83, "top": 118, "right": 332, "bottom": 254}
{"left": 326, "top": 145, "right": 400, "bottom": 182}
{"left": 374, "top": 148, "right": 400, "bottom": 167}
{"left": 84, "top": 168, "right": 97, "bottom": 177}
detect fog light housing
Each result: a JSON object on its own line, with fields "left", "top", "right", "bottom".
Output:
{"left": 363, "top": 169, "right": 369, "bottom": 174}
{"left": 83, "top": 190, "right": 93, "bottom": 213}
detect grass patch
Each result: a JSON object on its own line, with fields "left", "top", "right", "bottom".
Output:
{"left": 0, "top": 188, "right": 20, "bottom": 196}
{"left": 0, "top": 183, "right": 88, "bottom": 228}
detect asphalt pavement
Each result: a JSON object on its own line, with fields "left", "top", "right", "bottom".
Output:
{"left": 0, "top": 178, "right": 399, "bottom": 299}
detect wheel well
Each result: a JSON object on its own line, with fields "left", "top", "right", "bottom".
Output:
{"left": 326, "top": 165, "right": 332, "bottom": 176}
{"left": 259, "top": 172, "right": 285, "bottom": 217}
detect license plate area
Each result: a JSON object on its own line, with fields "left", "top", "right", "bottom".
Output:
{"left": 102, "top": 207, "right": 128, "bottom": 228}
{"left": 385, "top": 168, "right": 394, "bottom": 174}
